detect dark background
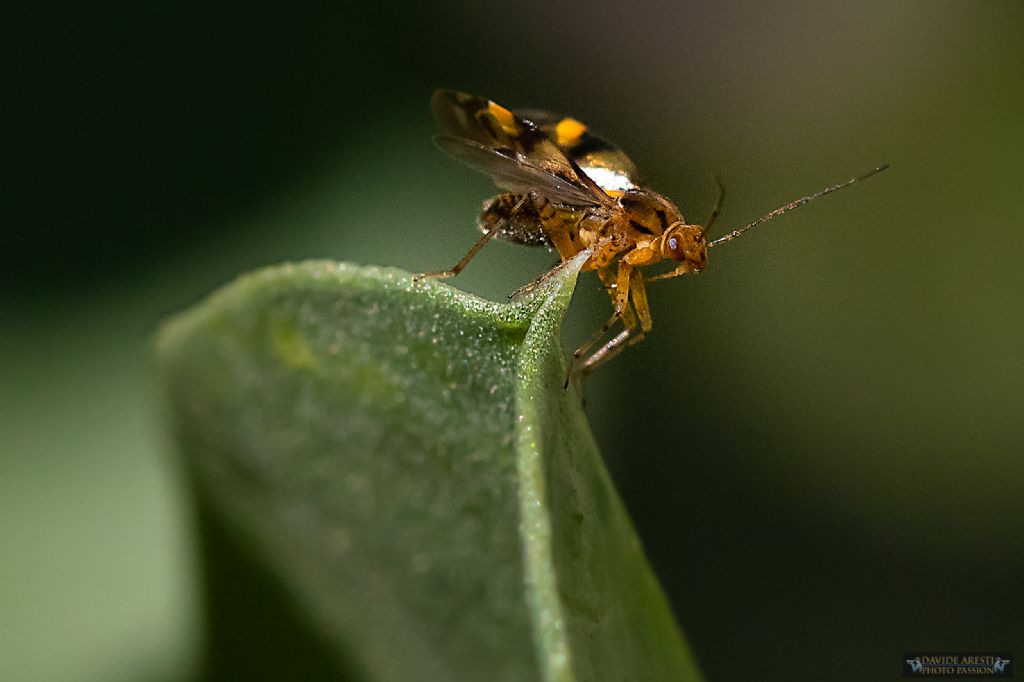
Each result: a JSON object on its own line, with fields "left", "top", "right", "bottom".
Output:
{"left": 3, "top": 2, "right": 1022, "bottom": 680}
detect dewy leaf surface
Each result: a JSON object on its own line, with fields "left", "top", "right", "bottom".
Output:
{"left": 156, "top": 252, "right": 702, "bottom": 682}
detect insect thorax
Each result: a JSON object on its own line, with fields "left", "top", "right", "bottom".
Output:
{"left": 617, "top": 189, "right": 684, "bottom": 239}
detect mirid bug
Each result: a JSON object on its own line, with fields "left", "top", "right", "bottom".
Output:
{"left": 418, "top": 90, "right": 887, "bottom": 381}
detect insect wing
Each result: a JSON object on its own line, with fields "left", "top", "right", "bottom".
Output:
{"left": 433, "top": 90, "right": 532, "bottom": 148}
{"left": 432, "top": 90, "right": 611, "bottom": 206}
{"left": 516, "top": 108, "right": 641, "bottom": 195}
{"left": 434, "top": 135, "right": 600, "bottom": 206}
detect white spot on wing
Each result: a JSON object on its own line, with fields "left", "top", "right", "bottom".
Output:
{"left": 581, "top": 166, "right": 636, "bottom": 193}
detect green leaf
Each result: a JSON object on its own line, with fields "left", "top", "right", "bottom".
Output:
{"left": 156, "top": 252, "right": 702, "bottom": 682}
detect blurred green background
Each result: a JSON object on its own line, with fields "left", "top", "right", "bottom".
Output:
{"left": 3, "top": 1, "right": 1022, "bottom": 680}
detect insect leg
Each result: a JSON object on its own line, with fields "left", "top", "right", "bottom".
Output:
{"left": 413, "top": 228, "right": 500, "bottom": 281}
{"left": 608, "top": 260, "right": 632, "bottom": 314}
{"left": 414, "top": 195, "right": 529, "bottom": 281}
{"left": 564, "top": 310, "right": 622, "bottom": 383}
{"left": 575, "top": 268, "right": 652, "bottom": 379}
{"left": 588, "top": 234, "right": 621, "bottom": 270}
{"left": 546, "top": 225, "right": 577, "bottom": 261}
{"left": 628, "top": 268, "right": 653, "bottom": 333}
{"left": 563, "top": 263, "right": 636, "bottom": 387}
{"left": 506, "top": 252, "right": 582, "bottom": 300}
{"left": 531, "top": 197, "right": 581, "bottom": 261}
{"left": 644, "top": 263, "right": 699, "bottom": 284}
{"left": 577, "top": 322, "right": 647, "bottom": 379}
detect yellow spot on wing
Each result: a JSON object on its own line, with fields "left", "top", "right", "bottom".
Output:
{"left": 555, "top": 117, "right": 587, "bottom": 145}
{"left": 487, "top": 101, "right": 518, "bottom": 134}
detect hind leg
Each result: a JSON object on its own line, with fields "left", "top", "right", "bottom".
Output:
{"left": 414, "top": 194, "right": 529, "bottom": 281}
{"left": 413, "top": 228, "right": 501, "bottom": 281}
{"left": 577, "top": 268, "right": 652, "bottom": 378}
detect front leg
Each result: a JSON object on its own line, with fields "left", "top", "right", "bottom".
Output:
{"left": 564, "top": 262, "right": 639, "bottom": 386}
{"left": 565, "top": 308, "right": 625, "bottom": 387}
{"left": 577, "top": 325, "right": 647, "bottom": 380}
{"left": 611, "top": 260, "right": 633, "bottom": 316}
{"left": 565, "top": 262, "right": 634, "bottom": 382}
{"left": 577, "top": 267, "right": 651, "bottom": 378}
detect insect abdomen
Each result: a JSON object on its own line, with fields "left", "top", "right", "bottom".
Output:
{"left": 478, "top": 193, "right": 551, "bottom": 247}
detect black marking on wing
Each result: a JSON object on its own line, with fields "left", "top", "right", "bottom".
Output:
{"left": 432, "top": 90, "right": 549, "bottom": 152}
{"left": 567, "top": 133, "right": 616, "bottom": 158}
{"left": 515, "top": 108, "right": 642, "bottom": 189}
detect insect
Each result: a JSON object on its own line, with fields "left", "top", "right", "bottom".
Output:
{"left": 418, "top": 89, "right": 887, "bottom": 381}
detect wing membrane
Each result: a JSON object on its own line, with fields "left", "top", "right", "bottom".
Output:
{"left": 434, "top": 135, "right": 601, "bottom": 206}
{"left": 432, "top": 90, "right": 611, "bottom": 207}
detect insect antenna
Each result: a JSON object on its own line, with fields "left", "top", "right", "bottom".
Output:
{"left": 708, "top": 164, "right": 889, "bottom": 248}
